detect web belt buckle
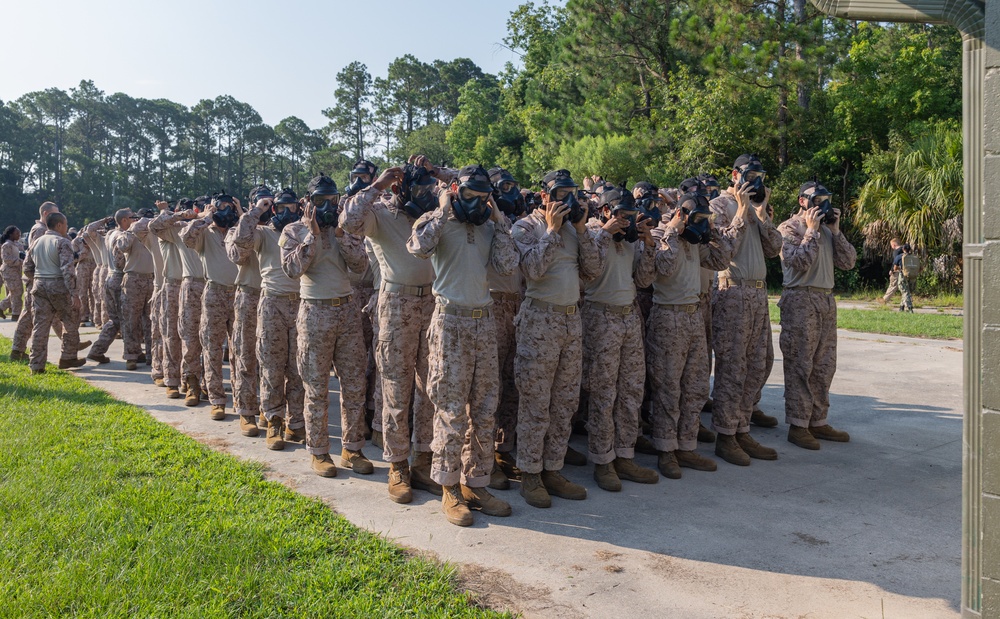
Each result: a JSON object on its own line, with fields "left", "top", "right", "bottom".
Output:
{"left": 471, "top": 309, "right": 484, "bottom": 319}
{"left": 754, "top": 280, "right": 765, "bottom": 289}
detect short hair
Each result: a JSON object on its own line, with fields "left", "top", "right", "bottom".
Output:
{"left": 45, "top": 212, "right": 67, "bottom": 229}
{"left": 39, "top": 201, "right": 58, "bottom": 217}
{"left": 890, "top": 238, "right": 901, "bottom": 246}
{"left": 114, "top": 208, "right": 135, "bottom": 225}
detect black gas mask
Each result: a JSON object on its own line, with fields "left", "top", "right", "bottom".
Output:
{"left": 211, "top": 194, "right": 240, "bottom": 229}
{"left": 698, "top": 174, "right": 721, "bottom": 200}
{"left": 346, "top": 160, "right": 378, "bottom": 197}
{"left": 250, "top": 185, "right": 274, "bottom": 225}
{"left": 738, "top": 162, "right": 767, "bottom": 204}
{"left": 801, "top": 182, "right": 836, "bottom": 224}
{"left": 488, "top": 167, "right": 525, "bottom": 220}
{"left": 306, "top": 175, "right": 340, "bottom": 228}
{"left": 524, "top": 192, "right": 542, "bottom": 214}
{"left": 679, "top": 192, "right": 714, "bottom": 245}
{"left": 136, "top": 207, "right": 156, "bottom": 219}
{"left": 542, "top": 169, "right": 585, "bottom": 224}
{"left": 397, "top": 164, "right": 438, "bottom": 219}
{"left": 68, "top": 230, "right": 78, "bottom": 240}
{"left": 271, "top": 188, "right": 300, "bottom": 231}
{"left": 600, "top": 187, "right": 639, "bottom": 243}
{"left": 105, "top": 218, "right": 118, "bottom": 231}
{"left": 453, "top": 165, "right": 494, "bottom": 226}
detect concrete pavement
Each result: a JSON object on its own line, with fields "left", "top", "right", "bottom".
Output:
{"left": 3, "top": 319, "right": 962, "bottom": 618}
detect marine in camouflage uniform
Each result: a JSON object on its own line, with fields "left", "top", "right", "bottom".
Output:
{"left": 225, "top": 224, "right": 262, "bottom": 429}
{"left": 488, "top": 264, "right": 521, "bottom": 461}
{"left": 150, "top": 203, "right": 196, "bottom": 396}
{"left": 511, "top": 170, "right": 602, "bottom": 508}
{"left": 11, "top": 209, "right": 61, "bottom": 358}
{"left": 87, "top": 214, "right": 128, "bottom": 361}
{"left": 777, "top": 184, "right": 856, "bottom": 448}
{"left": 23, "top": 222, "right": 83, "bottom": 372}
{"left": 708, "top": 158, "right": 783, "bottom": 465}
{"left": 580, "top": 204, "right": 660, "bottom": 491}
{"left": 182, "top": 209, "right": 238, "bottom": 418}
{"left": 1, "top": 235, "right": 25, "bottom": 318}
{"left": 281, "top": 195, "right": 370, "bottom": 477}
{"left": 113, "top": 214, "right": 155, "bottom": 367}
{"left": 342, "top": 174, "right": 442, "bottom": 492}
{"left": 72, "top": 233, "right": 95, "bottom": 324}
{"left": 232, "top": 197, "right": 306, "bottom": 444}
{"left": 407, "top": 169, "right": 519, "bottom": 522}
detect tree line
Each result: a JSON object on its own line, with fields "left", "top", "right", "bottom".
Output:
{"left": 0, "top": 1, "right": 964, "bottom": 291}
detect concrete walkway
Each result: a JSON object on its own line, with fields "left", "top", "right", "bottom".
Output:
{"left": 4, "top": 320, "right": 962, "bottom": 618}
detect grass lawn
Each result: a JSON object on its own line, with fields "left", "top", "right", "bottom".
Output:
{"left": 0, "top": 337, "right": 505, "bottom": 618}
{"left": 768, "top": 302, "right": 963, "bottom": 340}
{"left": 834, "top": 287, "right": 963, "bottom": 309}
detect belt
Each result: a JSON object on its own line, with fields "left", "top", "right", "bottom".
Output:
{"left": 303, "top": 295, "right": 352, "bottom": 306}
{"left": 183, "top": 276, "right": 206, "bottom": 283}
{"left": 721, "top": 277, "right": 766, "bottom": 289}
{"left": 490, "top": 291, "right": 521, "bottom": 302}
{"left": 528, "top": 298, "right": 577, "bottom": 315}
{"left": 439, "top": 304, "right": 492, "bottom": 319}
{"left": 656, "top": 303, "right": 699, "bottom": 313}
{"left": 124, "top": 272, "right": 153, "bottom": 278}
{"left": 165, "top": 278, "right": 182, "bottom": 285}
{"left": 785, "top": 286, "right": 833, "bottom": 295}
{"left": 237, "top": 285, "right": 260, "bottom": 294}
{"left": 381, "top": 281, "right": 433, "bottom": 297}
{"left": 585, "top": 301, "right": 634, "bottom": 315}
{"left": 206, "top": 281, "right": 236, "bottom": 292}
{"left": 263, "top": 290, "right": 300, "bottom": 301}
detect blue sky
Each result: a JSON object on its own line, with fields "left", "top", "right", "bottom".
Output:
{"left": 1, "top": 0, "right": 532, "bottom": 129}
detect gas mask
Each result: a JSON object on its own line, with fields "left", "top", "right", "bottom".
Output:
{"left": 271, "top": 188, "right": 300, "bottom": 231}
{"left": 801, "top": 182, "right": 836, "bottom": 224}
{"left": 397, "top": 164, "right": 438, "bottom": 219}
{"left": 68, "top": 230, "right": 78, "bottom": 240}
{"left": 679, "top": 192, "right": 713, "bottom": 245}
{"left": 306, "top": 175, "right": 340, "bottom": 228}
{"left": 250, "top": 185, "right": 274, "bottom": 225}
{"left": 489, "top": 168, "right": 525, "bottom": 220}
{"left": 453, "top": 165, "right": 494, "bottom": 226}
{"left": 738, "top": 162, "right": 767, "bottom": 203}
{"left": 105, "top": 218, "right": 118, "bottom": 231}
{"left": 136, "top": 207, "right": 156, "bottom": 219}
{"left": 561, "top": 191, "right": 586, "bottom": 224}
{"left": 634, "top": 192, "right": 661, "bottom": 225}
{"left": 211, "top": 195, "right": 240, "bottom": 229}
{"left": 698, "top": 174, "right": 721, "bottom": 200}
{"left": 600, "top": 187, "right": 639, "bottom": 243}
{"left": 346, "top": 160, "right": 378, "bottom": 197}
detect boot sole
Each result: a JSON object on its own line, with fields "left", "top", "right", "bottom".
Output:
{"left": 788, "top": 438, "right": 821, "bottom": 450}
{"left": 312, "top": 466, "right": 338, "bottom": 478}
{"left": 596, "top": 479, "right": 623, "bottom": 492}
{"left": 468, "top": 503, "right": 512, "bottom": 517}
{"left": 444, "top": 513, "right": 474, "bottom": 526}
{"left": 341, "top": 458, "right": 375, "bottom": 475}
{"left": 241, "top": 427, "right": 260, "bottom": 437}
{"left": 388, "top": 490, "right": 413, "bottom": 504}
{"left": 520, "top": 490, "right": 552, "bottom": 509}
{"left": 812, "top": 432, "right": 850, "bottom": 443}
{"left": 266, "top": 440, "right": 286, "bottom": 451}
{"left": 677, "top": 460, "right": 718, "bottom": 472}
{"left": 543, "top": 487, "right": 587, "bottom": 500}
{"left": 715, "top": 449, "right": 751, "bottom": 466}
{"left": 166, "top": 392, "right": 182, "bottom": 399}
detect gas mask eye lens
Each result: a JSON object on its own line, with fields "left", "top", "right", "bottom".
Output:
{"left": 310, "top": 194, "right": 339, "bottom": 207}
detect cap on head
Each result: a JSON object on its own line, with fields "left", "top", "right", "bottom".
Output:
{"left": 488, "top": 167, "right": 516, "bottom": 187}
{"left": 679, "top": 177, "right": 703, "bottom": 194}
{"left": 307, "top": 174, "right": 339, "bottom": 196}
{"left": 275, "top": 187, "right": 298, "bottom": 205}
{"left": 250, "top": 184, "right": 273, "bottom": 203}
{"left": 798, "top": 181, "right": 831, "bottom": 198}
{"left": 194, "top": 195, "right": 212, "bottom": 208}
{"left": 541, "top": 169, "right": 578, "bottom": 193}
{"left": 733, "top": 154, "right": 763, "bottom": 171}
{"left": 457, "top": 165, "right": 493, "bottom": 193}
{"left": 698, "top": 173, "right": 720, "bottom": 187}
{"left": 176, "top": 198, "right": 194, "bottom": 210}
{"left": 633, "top": 181, "right": 657, "bottom": 194}
{"left": 351, "top": 160, "right": 378, "bottom": 178}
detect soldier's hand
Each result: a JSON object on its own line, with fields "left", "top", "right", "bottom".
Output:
{"left": 545, "top": 201, "right": 569, "bottom": 234}
{"left": 232, "top": 197, "right": 243, "bottom": 212}
{"left": 408, "top": 154, "right": 434, "bottom": 173}
{"left": 254, "top": 197, "right": 274, "bottom": 213}
{"left": 735, "top": 182, "right": 753, "bottom": 220}
{"left": 666, "top": 208, "right": 686, "bottom": 233}
{"left": 302, "top": 202, "right": 320, "bottom": 236}
{"left": 826, "top": 207, "right": 842, "bottom": 234}
{"left": 374, "top": 167, "right": 403, "bottom": 191}
{"left": 754, "top": 188, "right": 772, "bottom": 222}
{"left": 334, "top": 226, "right": 345, "bottom": 238}
{"left": 602, "top": 217, "right": 624, "bottom": 235}
{"left": 72, "top": 296, "right": 82, "bottom": 311}
{"left": 155, "top": 200, "right": 170, "bottom": 211}
{"left": 804, "top": 206, "right": 822, "bottom": 232}
{"left": 438, "top": 188, "right": 454, "bottom": 215}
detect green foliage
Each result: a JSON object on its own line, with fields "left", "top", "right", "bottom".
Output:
{"left": 0, "top": 337, "right": 504, "bottom": 618}
{"left": 768, "top": 302, "right": 962, "bottom": 339}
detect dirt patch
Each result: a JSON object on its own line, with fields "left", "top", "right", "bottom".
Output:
{"left": 456, "top": 562, "right": 581, "bottom": 618}
{"left": 792, "top": 532, "right": 829, "bottom": 546}
{"left": 594, "top": 550, "right": 622, "bottom": 561}
{"left": 603, "top": 564, "right": 624, "bottom": 573}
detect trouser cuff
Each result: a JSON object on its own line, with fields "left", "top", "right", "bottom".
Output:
{"left": 653, "top": 437, "right": 678, "bottom": 452}
{"left": 614, "top": 447, "right": 636, "bottom": 459}
{"left": 786, "top": 417, "right": 810, "bottom": 428}
{"left": 543, "top": 458, "right": 565, "bottom": 471}
{"left": 432, "top": 470, "right": 461, "bottom": 487}
{"left": 589, "top": 448, "right": 615, "bottom": 465}
{"left": 809, "top": 419, "right": 829, "bottom": 428}
{"left": 342, "top": 438, "right": 365, "bottom": 451}
{"left": 462, "top": 472, "right": 490, "bottom": 488}
{"left": 307, "top": 447, "right": 329, "bottom": 456}
{"left": 678, "top": 439, "right": 697, "bottom": 451}
{"left": 712, "top": 425, "right": 737, "bottom": 436}
{"left": 517, "top": 458, "right": 543, "bottom": 475}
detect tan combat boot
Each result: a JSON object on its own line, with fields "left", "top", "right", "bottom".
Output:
{"left": 657, "top": 451, "right": 682, "bottom": 479}
{"left": 675, "top": 450, "right": 718, "bottom": 472}
{"left": 265, "top": 417, "right": 286, "bottom": 451}
{"left": 153, "top": 378, "right": 165, "bottom": 387}
{"left": 210, "top": 404, "right": 226, "bottom": 421}
{"left": 736, "top": 432, "right": 778, "bottom": 460}
{"left": 750, "top": 406, "right": 779, "bottom": 428}
{"left": 311, "top": 454, "right": 338, "bottom": 478}
{"left": 811, "top": 424, "right": 850, "bottom": 442}
{"left": 340, "top": 448, "right": 375, "bottom": 475}
{"left": 541, "top": 470, "right": 587, "bottom": 500}
{"left": 461, "top": 485, "right": 512, "bottom": 517}
{"left": 125, "top": 360, "right": 137, "bottom": 371}
{"left": 519, "top": 472, "right": 551, "bottom": 508}
{"left": 488, "top": 463, "right": 510, "bottom": 491}
{"left": 495, "top": 450, "right": 520, "bottom": 481}
{"left": 564, "top": 446, "right": 587, "bottom": 466}
{"left": 613, "top": 458, "right": 659, "bottom": 484}
{"left": 594, "top": 463, "right": 622, "bottom": 492}
{"left": 165, "top": 385, "right": 182, "bottom": 399}
{"left": 239, "top": 415, "right": 259, "bottom": 437}
{"left": 697, "top": 423, "right": 717, "bottom": 443}
{"left": 715, "top": 434, "right": 751, "bottom": 466}
{"left": 411, "top": 451, "right": 443, "bottom": 496}
{"left": 284, "top": 426, "right": 306, "bottom": 444}
{"left": 57, "top": 358, "right": 86, "bottom": 369}
{"left": 388, "top": 461, "right": 413, "bottom": 504}
{"left": 788, "top": 425, "right": 820, "bottom": 450}
{"left": 441, "top": 485, "right": 473, "bottom": 526}
{"left": 184, "top": 376, "right": 201, "bottom": 407}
